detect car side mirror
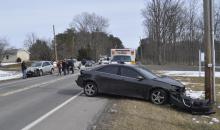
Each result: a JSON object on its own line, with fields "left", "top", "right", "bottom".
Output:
{"left": 137, "top": 76, "right": 144, "bottom": 81}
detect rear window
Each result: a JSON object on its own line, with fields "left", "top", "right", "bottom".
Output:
{"left": 97, "top": 66, "right": 119, "bottom": 75}
{"left": 112, "top": 55, "right": 131, "bottom": 62}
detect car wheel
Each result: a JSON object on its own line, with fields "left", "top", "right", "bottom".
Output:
{"left": 50, "top": 68, "right": 54, "bottom": 74}
{"left": 84, "top": 82, "right": 98, "bottom": 97}
{"left": 150, "top": 89, "right": 168, "bottom": 105}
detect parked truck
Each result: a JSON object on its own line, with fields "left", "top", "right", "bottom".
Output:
{"left": 110, "top": 49, "right": 136, "bottom": 64}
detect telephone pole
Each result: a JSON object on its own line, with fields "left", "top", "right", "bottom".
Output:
{"left": 203, "top": 0, "right": 215, "bottom": 103}
{"left": 53, "top": 25, "right": 58, "bottom": 61}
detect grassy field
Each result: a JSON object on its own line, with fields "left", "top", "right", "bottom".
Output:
{"left": 94, "top": 75, "right": 220, "bottom": 130}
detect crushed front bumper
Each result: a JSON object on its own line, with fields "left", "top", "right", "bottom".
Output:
{"left": 169, "top": 93, "right": 215, "bottom": 115}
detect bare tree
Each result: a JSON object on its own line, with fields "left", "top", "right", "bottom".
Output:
{"left": 142, "top": 0, "right": 184, "bottom": 64}
{"left": 0, "top": 38, "right": 9, "bottom": 62}
{"left": 24, "top": 33, "right": 37, "bottom": 48}
{"left": 70, "top": 12, "right": 109, "bottom": 33}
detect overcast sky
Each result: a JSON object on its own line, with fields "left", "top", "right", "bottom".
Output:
{"left": 0, "top": 0, "right": 145, "bottom": 49}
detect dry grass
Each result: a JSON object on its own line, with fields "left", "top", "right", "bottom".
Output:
{"left": 94, "top": 76, "right": 220, "bottom": 130}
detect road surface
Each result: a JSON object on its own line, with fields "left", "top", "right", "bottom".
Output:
{"left": 0, "top": 72, "right": 108, "bottom": 130}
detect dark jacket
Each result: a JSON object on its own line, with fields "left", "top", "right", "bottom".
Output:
{"left": 62, "top": 61, "right": 67, "bottom": 69}
{"left": 21, "top": 62, "right": 27, "bottom": 71}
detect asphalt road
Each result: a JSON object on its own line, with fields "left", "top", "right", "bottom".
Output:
{"left": 0, "top": 72, "right": 108, "bottom": 130}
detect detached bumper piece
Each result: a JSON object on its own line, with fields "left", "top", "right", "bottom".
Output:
{"left": 169, "top": 94, "right": 215, "bottom": 115}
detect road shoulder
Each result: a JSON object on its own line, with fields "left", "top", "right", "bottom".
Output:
{"left": 29, "top": 93, "right": 109, "bottom": 130}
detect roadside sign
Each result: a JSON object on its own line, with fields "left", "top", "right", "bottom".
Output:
{"left": 201, "top": 52, "right": 205, "bottom": 62}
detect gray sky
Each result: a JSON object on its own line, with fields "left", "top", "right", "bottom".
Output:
{"left": 0, "top": 0, "right": 145, "bottom": 49}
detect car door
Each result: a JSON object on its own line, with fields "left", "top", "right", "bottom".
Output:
{"left": 45, "top": 62, "right": 52, "bottom": 73}
{"left": 42, "top": 62, "right": 48, "bottom": 73}
{"left": 119, "top": 66, "right": 147, "bottom": 98}
{"left": 95, "top": 65, "right": 122, "bottom": 94}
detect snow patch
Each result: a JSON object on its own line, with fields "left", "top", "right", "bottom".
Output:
{"left": 0, "top": 70, "right": 22, "bottom": 81}
{"left": 158, "top": 71, "right": 220, "bottom": 77}
{"left": 212, "top": 118, "right": 220, "bottom": 123}
{"left": 218, "top": 105, "right": 220, "bottom": 109}
{"left": 209, "top": 122, "right": 214, "bottom": 125}
{"left": 0, "top": 62, "right": 19, "bottom": 66}
{"left": 185, "top": 89, "right": 205, "bottom": 99}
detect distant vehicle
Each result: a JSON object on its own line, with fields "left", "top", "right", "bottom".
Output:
{"left": 111, "top": 49, "right": 136, "bottom": 64}
{"left": 85, "top": 60, "right": 94, "bottom": 67}
{"left": 81, "top": 59, "right": 87, "bottom": 65}
{"left": 26, "top": 61, "right": 54, "bottom": 77}
{"left": 66, "top": 58, "right": 81, "bottom": 70}
{"left": 98, "top": 57, "right": 110, "bottom": 64}
{"left": 76, "top": 64, "right": 185, "bottom": 105}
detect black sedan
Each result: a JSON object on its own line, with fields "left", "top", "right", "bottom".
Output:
{"left": 76, "top": 64, "right": 185, "bottom": 105}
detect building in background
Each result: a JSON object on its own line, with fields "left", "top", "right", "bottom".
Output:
{"left": 2, "top": 49, "right": 30, "bottom": 63}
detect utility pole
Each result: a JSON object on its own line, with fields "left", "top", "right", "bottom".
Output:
{"left": 203, "top": 0, "right": 215, "bottom": 103}
{"left": 139, "top": 37, "right": 143, "bottom": 61}
{"left": 53, "top": 25, "right": 58, "bottom": 61}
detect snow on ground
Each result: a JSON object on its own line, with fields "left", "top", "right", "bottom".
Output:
{"left": 159, "top": 71, "right": 220, "bottom": 78}
{"left": 185, "top": 89, "right": 205, "bottom": 99}
{"left": 0, "top": 62, "right": 19, "bottom": 66}
{"left": 0, "top": 70, "right": 22, "bottom": 81}
{"left": 192, "top": 116, "right": 220, "bottom": 125}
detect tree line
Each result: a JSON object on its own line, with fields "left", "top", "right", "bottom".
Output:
{"left": 137, "top": 0, "right": 220, "bottom": 65}
{"left": 24, "top": 12, "right": 124, "bottom": 61}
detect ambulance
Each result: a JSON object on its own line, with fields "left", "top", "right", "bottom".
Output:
{"left": 110, "top": 49, "right": 136, "bottom": 64}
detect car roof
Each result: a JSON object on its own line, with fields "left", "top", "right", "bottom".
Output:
{"left": 99, "top": 63, "right": 138, "bottom": 68}
{"left": 33, "top": 61, "right": 51, "bottom": 63}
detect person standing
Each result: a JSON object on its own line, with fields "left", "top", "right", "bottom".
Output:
{"left": 70, "top": 59, "right": 74, "bottom": 74}
{"left": 21, "top": 61, "right": 27, "bottom": 79}
{"left": 62, "top": 59, "right": 67, "bottom": 75}
{"left": 57, "top": 60, "right": 62, "bottom": 76}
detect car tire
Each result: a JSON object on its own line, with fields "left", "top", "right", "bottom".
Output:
{"left": 84, "top": 82, "right": 98, "bottom": 97}
{"left": 150, "top": 89, "right": 168, "bottom": 105}
{"left": 50, "top": 68, "right": 54, "bottom": 74}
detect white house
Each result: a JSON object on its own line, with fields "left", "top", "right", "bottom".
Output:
{"left": 2, "top": 49, "right": 30, "bottom": 63}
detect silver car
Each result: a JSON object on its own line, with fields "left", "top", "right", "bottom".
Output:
{"left": 26, "top": 61, "right": 54, "bottom": 77}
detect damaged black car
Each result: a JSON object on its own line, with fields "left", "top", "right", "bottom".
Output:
{"left": 76, "top": 64, "right": 213, "bottom": 114}
{"left": 76, "top": 64, "right": 185, "bottom": 104}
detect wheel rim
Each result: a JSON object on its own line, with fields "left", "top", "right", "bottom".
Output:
{"left": 85, "top": 83, "right": 96, "bottom": 96}
{"left": 151, "top": 90, "right": 165, "bottom": 104}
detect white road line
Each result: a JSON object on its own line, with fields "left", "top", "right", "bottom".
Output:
{"left": 21, "top": 91, "right": 83, "bottom": 130}
{"left": 0, "top": 73, "right": 79, "bottom": 96}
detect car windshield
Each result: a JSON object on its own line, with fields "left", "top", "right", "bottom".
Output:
{"left": 31, "top": 62, "right": 42, "bottom": 67}
{"left": 112, "top": 55, "right": 131, "bottom": 62}
{"left": 136, "top": 65, "right": 158, "bottom": 79}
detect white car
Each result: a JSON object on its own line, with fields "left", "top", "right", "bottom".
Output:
{"left": 26, "top": 61, "right": 54, "bottom": 77}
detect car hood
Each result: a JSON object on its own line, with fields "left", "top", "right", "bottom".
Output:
{"left": 27, "top": 67, "right": 40, "bottom": 71}
{"left": 153, "top": 76, "right": 184, "bottom": 87}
